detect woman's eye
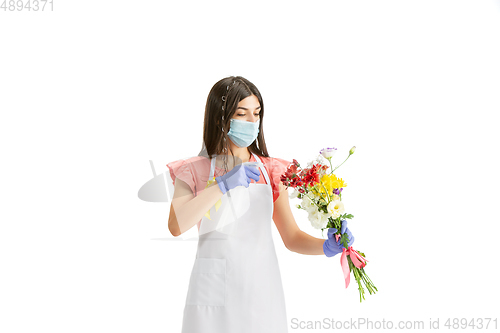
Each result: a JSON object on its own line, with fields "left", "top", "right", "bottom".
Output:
{"left": 237, "top": 114, "right": 260, "bottom": 116}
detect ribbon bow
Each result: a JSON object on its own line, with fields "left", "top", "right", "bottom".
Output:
{"left": 204, "top": 177, "right": 222, "bottom": 220}
{"left": 340, "top": 246, "right": 368, "bottom": 288}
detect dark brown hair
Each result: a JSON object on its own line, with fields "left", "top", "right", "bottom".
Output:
{"left": 199, "top": 76, "right": 270, "bottom": 174}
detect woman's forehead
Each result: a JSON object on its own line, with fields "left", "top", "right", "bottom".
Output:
{"left": 237, "top": 95, "right": 260, "bottom": 108}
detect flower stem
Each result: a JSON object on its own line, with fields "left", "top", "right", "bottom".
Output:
{"left": 348, "top": 257, "right": 365, "bottom": 302}
{"left": 319, "top": 182, "right": 331, "bottom": 203}
{"left": 332, "top": 154, "right": 351, "bottom": 174}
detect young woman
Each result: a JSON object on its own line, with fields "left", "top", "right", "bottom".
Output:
{"left": 166, "top": 76, "right": 354, "bottom": 333}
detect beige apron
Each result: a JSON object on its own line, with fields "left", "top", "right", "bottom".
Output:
{"left": 181, "top": 152, "right": 288, "bottom": 333}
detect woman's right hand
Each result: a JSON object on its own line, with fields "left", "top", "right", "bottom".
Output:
{"left": 215, "top": 163, "right": 261, "bottom": 194}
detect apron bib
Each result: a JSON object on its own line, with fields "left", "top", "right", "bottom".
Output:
{"left": 181, "top": 153, "right": 289, "bottom": 333}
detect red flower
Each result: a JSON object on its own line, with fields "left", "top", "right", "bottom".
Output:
{"left": 301, "top": 164, "right": 322, "bottom": 188}
{"left": 280, "top": 160, "right": 330, "bottom": 191}
{"left": 280, "top": 162, "right": 304, "bottom": 189}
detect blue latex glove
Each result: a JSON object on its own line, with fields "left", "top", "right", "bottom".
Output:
{"left": 215, "top": 163, "right": 260, "bottom": 195}
{"left": 323, "top": 220, "right": 355, "bottom": 257}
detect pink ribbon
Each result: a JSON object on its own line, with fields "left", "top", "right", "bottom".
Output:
{"left": 340, "top": 246, "right": 368, "bottom": 288}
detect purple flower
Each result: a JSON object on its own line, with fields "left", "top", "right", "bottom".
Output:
{"left": 333, "top": 188, "right": 344, "bottom": 195}
{"left": 319, "top": 147, "right": 337, "bottom": 159}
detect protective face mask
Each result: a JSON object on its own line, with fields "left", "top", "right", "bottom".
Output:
{"left": 227, "top": 118, "right": 260, "bottom": 148}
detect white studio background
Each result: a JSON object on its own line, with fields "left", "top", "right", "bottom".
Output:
{"left": 1, "top": 1, "right": 499, "bottom": 332}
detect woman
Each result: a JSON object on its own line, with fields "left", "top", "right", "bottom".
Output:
{"left": 166, "top": 76, "right": 354, "bottom": 333}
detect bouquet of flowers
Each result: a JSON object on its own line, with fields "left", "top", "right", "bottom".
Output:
{"left": 280, "top": 146, "right": 377, "bottom": 302}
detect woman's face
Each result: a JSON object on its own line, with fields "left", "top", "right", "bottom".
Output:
{"left": 231, "top": 94, "right": 261, "bottom": 123}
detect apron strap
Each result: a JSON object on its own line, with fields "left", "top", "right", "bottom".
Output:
{"left": 209, "top": 155, "right": 216, "bottom": 180}
{"left": 251, "top": 153, "right": 271, "bottom": 186}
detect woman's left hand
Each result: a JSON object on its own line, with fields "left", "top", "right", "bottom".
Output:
{"left": 323, "top": 220, "right": 355, "bottom": 257}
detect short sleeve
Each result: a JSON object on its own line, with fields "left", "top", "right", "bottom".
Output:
{"left": 269, "top": 157, "right": 293, "bottom": 203}
{"left": 166, "top": 159, "right": 197, "bottom": 195}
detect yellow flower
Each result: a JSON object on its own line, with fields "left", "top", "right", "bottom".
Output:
{"left": 309, "top": 174, "right": 346, "bottom": 201}
{"left": 317, "top": 174, "right": 347, "bottom": 197}
{"left": 204, "top": 177, "right": 222, "bottom": 220}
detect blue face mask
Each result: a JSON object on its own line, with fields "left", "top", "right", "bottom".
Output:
{"left": 227, "top": 118, "right": 260, "bottom": 148}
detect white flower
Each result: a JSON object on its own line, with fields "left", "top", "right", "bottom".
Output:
{"left": 327, "top": 200, "right": 345, "bottom": 219}
{"left": 317, "top": 155, "right": 328, "bottom": 165}
{"left": 306, "top": 155, "right": 328, "bottom": 169}
{"left": 289, "top": 189, "right": 300, "bottom": 199}
{"left": 301, "top": 195, "right": 317, "bottom": 214}
{"left": 308, "top": 209, "right": 330, "bottom": 229}
{"left": 330, "top": 210, "right": 341, "bottom": 219}
{"left": 319, "top": 147, "right": 337, "bottom": 159}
